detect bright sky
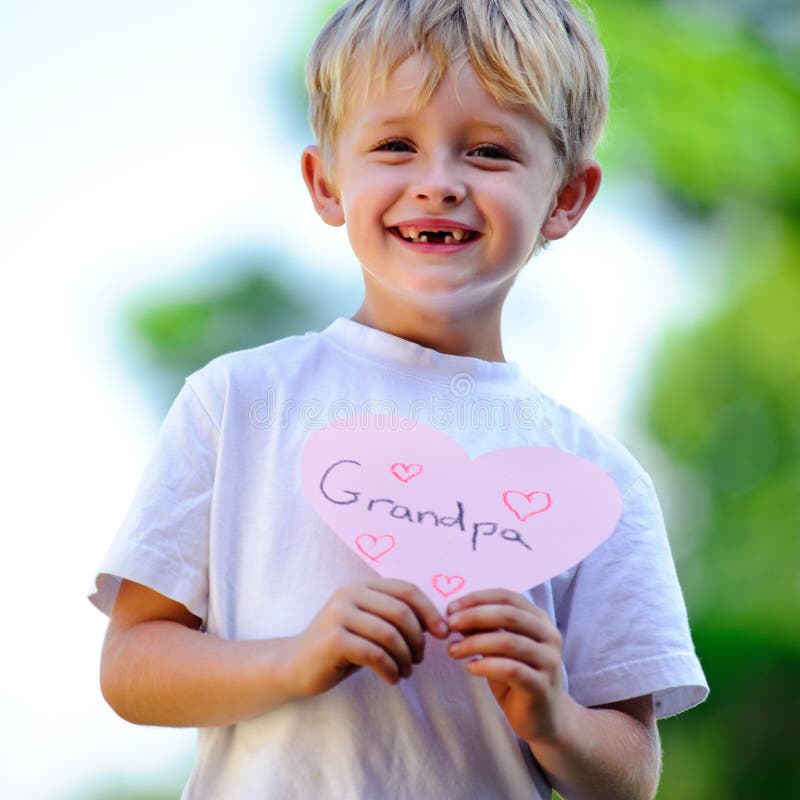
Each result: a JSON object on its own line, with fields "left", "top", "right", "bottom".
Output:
{"left": 1, "top": 2, "right": 699, "bottom": 797}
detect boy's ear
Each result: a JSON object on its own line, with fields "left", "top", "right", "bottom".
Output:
{"left": 301, "top": 145, "right": 345, "bottom": 227}
{"left": 540, "top": 159, "right": 602, "bottom": 241}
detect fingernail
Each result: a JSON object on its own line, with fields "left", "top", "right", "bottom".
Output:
{"left": 448, "top": 601, "right": 461, "bottom": 614}
{"left": 436, "top": 621, "right": 449, "bottom": 636}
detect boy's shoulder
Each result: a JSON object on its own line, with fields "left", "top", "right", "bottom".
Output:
{"left": 533, "top": 390, "right": 652, "bottom": 500}
{"left": 187, "top": 327, "right": 326, "bottom": 388}
{"left": 180, "top": 328, "right": 330, "bottom": 424}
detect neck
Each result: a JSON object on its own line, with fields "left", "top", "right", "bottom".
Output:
{"left": 351, "top": 302, "right": 507, "bottom": 361}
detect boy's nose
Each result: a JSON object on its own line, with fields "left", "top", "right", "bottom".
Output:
{"left": 413, "top": 186, "right": 464, "bottom": 204}
{"left": 409, "top": 161, "right": 466, "bottom": 205}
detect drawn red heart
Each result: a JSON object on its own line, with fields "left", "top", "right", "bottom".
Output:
{"left": 433, "top": 574, "right": 466, "bottom": 598}
{"left": 302, "top": 415, "right": 622, "bottom": 611}
{"left": 503, "top": 490, "right": 552, "bottom": 522}
{"left": 355, "top": 534, "right": 396, "bottom": 562}
{"left": 391, "top": 463, "right": 423, "bottom": 482}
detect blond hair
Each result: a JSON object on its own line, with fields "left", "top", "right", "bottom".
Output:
{"left": 306, "top": 0, "right": 608, "bottom": 187}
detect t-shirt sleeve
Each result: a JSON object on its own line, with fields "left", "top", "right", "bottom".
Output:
{"left": 556, "top": 472, "right": 709, "bottom": 719}
{"left": 88, "top": 380, "right": 219, "bottom": 623}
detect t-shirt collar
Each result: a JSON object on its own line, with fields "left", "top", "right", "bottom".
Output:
{"left": 320, "top": 317, "right": 523, "bottom": 392}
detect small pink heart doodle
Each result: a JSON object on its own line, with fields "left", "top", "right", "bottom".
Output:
{"left": 391, "top": 462, "right": 424, "bottom": 483}
{"left": 502, "top": 490, "right": 552, "bottom": 522}
{"left": 432, "top": 574, "right": 466, "bottom": 598}
{"left": 355, "top": 534, "right": 396, "bottom": 562}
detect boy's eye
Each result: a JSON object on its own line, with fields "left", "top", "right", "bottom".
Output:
{"left": 469, "top": 143, "right": 514, "bottom": 160}
{"left": 372, "top": 139, "right": 414, "bottom": 153}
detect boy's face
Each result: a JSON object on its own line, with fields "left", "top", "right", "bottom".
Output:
{"left": 305, "top": 55, "right": 575, "bottom": 322}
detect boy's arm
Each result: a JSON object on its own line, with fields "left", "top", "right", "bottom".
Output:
{"left": 101, "top": 578, "right": 448, "bottom": 727}
{"left": 100, "top": 579, "right": 294, "bottom": 727}
{"left": 529, "top": 693, "right": 660, "bottom": 800}
{"left": 447, "top": 590, "right": 661, "bottom": 800}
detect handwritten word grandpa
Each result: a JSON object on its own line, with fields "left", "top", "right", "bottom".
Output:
{"left": 318, "top": 459, "right": 532, "bottom": 552}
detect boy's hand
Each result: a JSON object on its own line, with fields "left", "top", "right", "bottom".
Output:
{"left": 446, "top": 589, "right": 568, "bottom": 746}
{"left": 282, "top": 578, "right": 449, "bottom": 698}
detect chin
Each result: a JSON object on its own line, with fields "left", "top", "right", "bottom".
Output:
{"left": 399, "top": 284, "right": 492, "bottom": 314}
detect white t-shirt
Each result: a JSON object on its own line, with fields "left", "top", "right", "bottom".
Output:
{"left": 90, "top": 317, "right": 708, "bottom": 800}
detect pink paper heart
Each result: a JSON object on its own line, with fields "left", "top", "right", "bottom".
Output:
{"left": 302, "top": 415, "right": 622, "bottom": 611}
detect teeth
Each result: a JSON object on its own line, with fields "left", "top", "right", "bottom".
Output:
{"left": 395, "top": 225, "right": 473, "bottom": 243}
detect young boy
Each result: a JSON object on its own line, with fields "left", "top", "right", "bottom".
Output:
{"left": 91, "top": 1, "right": 708, "bottom": 798}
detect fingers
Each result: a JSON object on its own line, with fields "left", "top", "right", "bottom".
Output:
{"left": 348, "top": 589, "right": 422, "bottom": 675}
{"left": 447, "top": 590, "right": 561, "bottom": 649}
{"left": 448, "top": 631, "right": 562, "bottom": 676}
{"left": 446, "top": 589, "right": 563, "bottom": 690}
{"left": 463, "top": 655, "right": 552, "bottom": 694}
{"left": 327, "top": 579, "right": 449, "bottom": 685}
{"left": 332, "top": 629, "right": 409, "bottom": 686}
{"left": 447, "top": 587, "right": 540, "bottom": 618}
{"left": 371, "top": 578, "right": 450, "bottom": 639}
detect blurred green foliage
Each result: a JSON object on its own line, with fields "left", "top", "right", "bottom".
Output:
{"left": 77, "top": 791, "right": 176, "bottom": 800}
{"left": 121, "top": 0, "right": 799, "bottom": 797}
{"left": 643, "top": 224, "right": 800, "bottom": 797}
{"left": 647, "top": 229, "right": 799, "bottom": 637}
{"left": 587, "top": 3, "right": 800, "bottom": 796}
{"left": 595, "top": 0, "right": 799, "bottom": 213}
{"left": 125, "top": 254, "right": 333, "bottom": 408}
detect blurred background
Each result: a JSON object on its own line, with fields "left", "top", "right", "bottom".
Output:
{"left": 1, "top": 0, "right": 797, "bottom": 797}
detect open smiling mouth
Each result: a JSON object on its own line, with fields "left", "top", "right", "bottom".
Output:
{"left": 390, "top": 226, "right": 480, "bottom": 245}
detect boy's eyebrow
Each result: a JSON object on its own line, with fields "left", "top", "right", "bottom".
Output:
{"left": 469, "top": 120, "right": 528, "bottom": 142}
{"left": 372, "top": 115, "right": 416, "bottom": 128}
{"left": 370, "top": 115, "right": 531, "bottom": 144}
